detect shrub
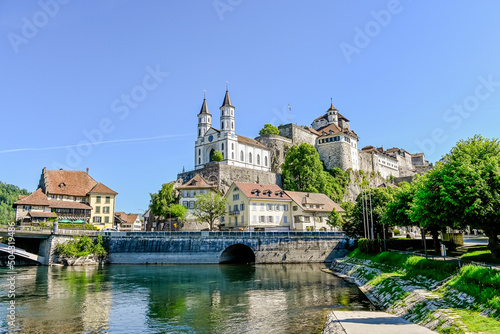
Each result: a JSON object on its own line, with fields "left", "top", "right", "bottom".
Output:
{"left": 358, "top": 238, "right": 380, "bottom": 254}
{"left": 55, "top": 235, "right": 107, "bottom": 259}
{"left": 392, "top": 228, "right": 400, "bottom": 236}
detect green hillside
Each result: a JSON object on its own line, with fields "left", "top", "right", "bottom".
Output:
{"left": 0, "top": 182, "right": 30, "bottom": 225}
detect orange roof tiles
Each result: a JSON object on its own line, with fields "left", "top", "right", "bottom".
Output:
{"left": 43, "top": 169, "right": 117, "bottom": 196}
{"left": 13, "top": 188, "right": 50, "bottom": 206}
{"left": 177, "top": 174, "right": 216, "bottom": 189}
{"left": 284, "top": 191, "right": 345, "bottom": 213}
{"left": 233, "top": 182, "right": 291, "bottom": 200}
{"left": 89, "top": 182, "right": 118, "bottom": 195}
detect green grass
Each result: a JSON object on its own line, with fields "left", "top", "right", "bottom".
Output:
{"left": 457, "top": 245, "right": 500, "bottom": 265}
{"left": 455, "top": 309, "right": 500, "bottom": 334}
{"left": 447, "top": 265, "right": 500, "bottom": 316}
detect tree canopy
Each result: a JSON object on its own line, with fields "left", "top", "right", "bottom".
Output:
{"left": 193, "top": 191, "right": 227, "bottom": 230}
{"left": 281, "top": 143, "right": 349, "bottom": 202}
{"left": 149, "top": 183, "right": 185, "bottom": 220}
{"left": 258, "top": 124, "right": 280, "bottom": 136}
{"left": 211, "top": 150, "right": 223, "bottom": 162}
{"left": 0, "top": 181, "right": 30, "bottom": 224}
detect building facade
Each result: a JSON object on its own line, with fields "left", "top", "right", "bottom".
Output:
{"left": 115, "top": 212, "right": 142, "bottom": 231}
{"left": 13, "top": 168, "right": 117, "bottom": 229}
{"left": 177, "top": 174, "right": 221, "bottom": 222}
{"left": 221, "top": 182, "right": 292, "bottom": 232}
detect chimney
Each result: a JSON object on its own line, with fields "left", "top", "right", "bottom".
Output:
{"left": 86, "top": 168, "right": 89, "bottom": 174}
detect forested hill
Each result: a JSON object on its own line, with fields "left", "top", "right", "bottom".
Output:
{"left": 0, "top": 182, "right": 30, "bottom": 225}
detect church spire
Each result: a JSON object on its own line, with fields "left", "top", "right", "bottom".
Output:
{"left": 198, "top": 95, "right": 210, "bottom": 115}
{"left": 221, "top": 85, "right": 233, "bottom": 107}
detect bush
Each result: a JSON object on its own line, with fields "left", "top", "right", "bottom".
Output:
{"left": 358, "top": 238, "right": 380, "bottom": 254}
{"left": 55, "top": 235, "right": 107, "bottom": 258}
{"left": 392, "top": 228, "right": 400, "bottom": 236}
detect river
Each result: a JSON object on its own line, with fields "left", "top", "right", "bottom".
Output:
{"left": 1, "top": 264, "right": 373, "bottom": 333}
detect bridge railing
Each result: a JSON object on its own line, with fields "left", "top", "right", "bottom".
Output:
{"left": 0, "top": 226, "right": 98, "bottom": 236}
{"left": 98, "top": 231, "right": 346, "bottom": 238}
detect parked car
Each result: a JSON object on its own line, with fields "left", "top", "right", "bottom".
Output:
{"left": 102, "top": 228, "right": 118, "bottom": 232}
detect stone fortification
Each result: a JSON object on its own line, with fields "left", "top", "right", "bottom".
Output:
{"left": 178, "top": 162, "right": 281, "bottom": 195}
{"left": 278, "top": 123, "right": 317, "bottom": 147}
{"left": 255, "top": 134, "right": 292, "bottom": 173}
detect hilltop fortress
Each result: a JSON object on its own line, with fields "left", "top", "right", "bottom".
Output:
{"left": 178, "top": 89, "right": 430, "bottom": 198}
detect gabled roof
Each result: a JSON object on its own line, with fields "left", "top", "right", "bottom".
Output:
{"left": 316, "top": 123, "right": 359, "bottom": 139}
{"left": 177, "top": 174, "right": 216, "bottom": 190}
{"left": 48, "top": 200, "right": 92, "bottom": 210}
{"left": 13, "top": 188, "right": 50, "bottom": 206}
{"left": 44, "top": 169, "right": 98, "bottom": 196}
{"left": 221, "top": 89, "right": 233, "bottom": 107}
{"left": 313, "top": 111, "right": 350, "bottom": 123}
{"left": 115, "top": 212, "right": 140, "bottom": 225}
{"left": 237, "top": 135, "right": 268, "bottom": 149}
{"left": 284, "top": 191, "right": 345, "bottom": 213}
{"left": 232, "top": 182, "right": 291, "bottom": 200}
{"left": 89, "top": 182, "right": 118, "bottom": 195}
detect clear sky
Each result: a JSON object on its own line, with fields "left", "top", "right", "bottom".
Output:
{"left": 1, "top": 1, "right": 499, "bottom": 213}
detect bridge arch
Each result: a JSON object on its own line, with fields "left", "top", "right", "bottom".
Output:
{"left": 219, "top": 243, "right": 255, "bottom": 264}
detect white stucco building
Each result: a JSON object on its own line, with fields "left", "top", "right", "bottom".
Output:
{"left": 194, "top": 89, "right": 271, "bottom": 172}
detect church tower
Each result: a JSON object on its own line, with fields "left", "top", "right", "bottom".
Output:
{"left": 220, "top": 87, "right": 235, "bottom": 135}
{"left": 198, "top": 94, "right": 211, "bottom": 138}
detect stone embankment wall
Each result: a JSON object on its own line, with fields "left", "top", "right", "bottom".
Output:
{"left": 325, "top": 257, "right": 485, "bottom": 333}
{"left": 105, "top": 233, "right": 348, "bottom": 264}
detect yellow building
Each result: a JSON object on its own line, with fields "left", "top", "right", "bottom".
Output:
{"left": 221, "top": 182, "right": 292, "bottom": 232}
{"left": 284, "top": 191, "right": 345, "bottom": 231}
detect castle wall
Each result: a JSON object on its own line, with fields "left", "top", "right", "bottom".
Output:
{"left": 178, "top": 163, "right": 281, "bottom": 195}
{"left": 317, "top": 141, "right": 354, "bottom": 171}
{"left": 255, "top": 134, "right": 292, "bottom": 174}
{"left": 396, "top": 153, "right": 415, "bottom": 177}
{"left": 278, "top": 124, "right": 317, "bottom": 147}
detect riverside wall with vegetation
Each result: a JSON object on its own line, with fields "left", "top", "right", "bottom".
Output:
{"left": 328, "top": 249, "right": 500, "bottom": 334}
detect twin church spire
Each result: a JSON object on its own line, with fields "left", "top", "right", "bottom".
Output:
{"left": 197, "top": 86, "right": 235, "bottom": 138}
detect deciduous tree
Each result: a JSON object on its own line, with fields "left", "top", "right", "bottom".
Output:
{"left": 193, "top": 192, "right": 227, "bottom": 230}
{"left": 258, "top": 124, "right": 280, "bottom": 136}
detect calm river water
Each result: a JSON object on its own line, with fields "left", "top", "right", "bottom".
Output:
{"left": 0, "top": 264, "right": 373, "bottom": 333}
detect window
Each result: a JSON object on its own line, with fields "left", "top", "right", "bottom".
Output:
{"left": 240, "top": 203, "right": 245, "bottom": 211}
{"left": 232, "top": 143, "right": 234, "bottom": 150}
{"left": 284, "top": 204, "right": 289, "bottom": 211}
{"left": 23, "top": 205, "right": 31, "bottom": 211}
{"left": 235, "top": 217, "right": 238, "bottom": 226}
{"left": 198, "top": 158, "right": 201, "bottom": 164}
{"left": 260, "top": 216, "right": 265, "bottom": 223}
{"left": 233, "top": 204, "right": 238, "bottom": 212}
{"left": 189, "top": 201, "right": 195, "bottom": 209}
{"left": 284, "top": 216, "right": 288, "bottom": 224}
{"left": 265, "top": 156, "right": 268, "bottom": 166}
{"left": 183, "top": 201, "right": 188, "bottom": 208}
{"left": 221, "top": 143, "right": 224, "bottom": 150}
{"left": 257, "top": 154, "right": 260, "bottom": 165}
{"left": 268, "top": 216, "right": 273, "bottom": 223}
{"left": 252, "top": 203, "right": 257, "bottom": 211}
{"left": 240, "top": 151, "right": 244, "bottom": 161}
{"left": 252, "top": 215, "right": 257, "bottom": 222}
{"left": 260, "top": 203, "right": 265, "bottom": 211}
{"left": 220, "top": 216, "right": 225, "bottom": 223}
{"left": 232, "top": 152, "right": 234, "bottom": 159}
{"left": 275, "top": 204, "right": 280, "bottom": 211}
{"left": 293, "top": 206, "right": 298, "bottom": 211}
{"left": 231, "top": 121, "right": 234, "bottom": 129}
{"left": 249, "top": 152, "right": 252, "bottom": 163}
{"left": 93, "top": 216, "right": 101, "bottom": 223}
{"left": 103, "top": 206, "right": 110, "bottom": 214}
{"left": 105, "top": 216, "right": 109, "bottom": 223}
{"left": 198, "top": 149, "right": 201, "bottom": 155}
{"left": 96, "top": 196, "right": 101, "bottom": 203}
{"left": 241, "top": 215, "right": 244, "bottom": 224}
{"left": 304, "top": 216, "right": 310, "bottom": 222}
{"left": 105, "top": 196, "right": 110, "bottom": 204}
{"left": 95, "top": 206, "right": 101, "bottom": 213}
{"left": 233, "top": 194, "right": 239, "bottom": 201}
{"left": 267, "top": 204, "right": 273, "bottom": 211}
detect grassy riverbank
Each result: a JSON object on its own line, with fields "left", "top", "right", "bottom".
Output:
{"left": 332, "top": 249, "right": 500, "bottom": 333}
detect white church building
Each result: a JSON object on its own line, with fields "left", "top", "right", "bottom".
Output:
{"left": 194, "top": 89, "right": 271, "bottom": 172}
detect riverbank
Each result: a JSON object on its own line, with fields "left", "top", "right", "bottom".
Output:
{"left": 324, "top": 250, "right": 500, "bottom": 334}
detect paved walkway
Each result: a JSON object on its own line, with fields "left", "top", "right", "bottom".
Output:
{"left": 330, "top": 311, "right": 436, "bottom": 334}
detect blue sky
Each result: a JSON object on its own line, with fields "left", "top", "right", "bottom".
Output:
{"left": 1, "top": 0, "right": 499, "bottom": 213}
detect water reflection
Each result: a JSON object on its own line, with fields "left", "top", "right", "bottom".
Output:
{"left": 0, "top": 264, "right": 373, "bottom": 333}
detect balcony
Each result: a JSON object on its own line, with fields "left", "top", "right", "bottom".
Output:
{"left": 228, "top": 210, "right": 240, "bottom": 215}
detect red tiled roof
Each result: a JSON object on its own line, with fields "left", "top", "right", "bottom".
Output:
{"left": 13, "top": 188, "right": 50, "bottom": 206}
{"left": 89, "top": 182, "right": 118, "bottom": 195}
{"left": 44, "top": 169, "right": 98, "bottom": 196}
{"left": 177, "top": 174, "right": 216, "bottom": 189}
{"left": 115, "top": 212, "right": 140, "bottom": 225}
{"left": 233, "top": 182, "right": 290, "bottom": 200}
{"left": 48, "top": 200, "right": 92, "bottom": 210}
{"left": 313, "top": 112, "right": 350, "bottom": 123}
{"left": 237, "top": 135, "right": 268, "bottom": 149}
{"left": 27, "top": 212, "right": 57, "bottom": 218}
{"left": 303, "top": 126, "right": 320, "bottom": 136}
{"left": 284, "top": 191, "right": 345, "bottom": 213}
